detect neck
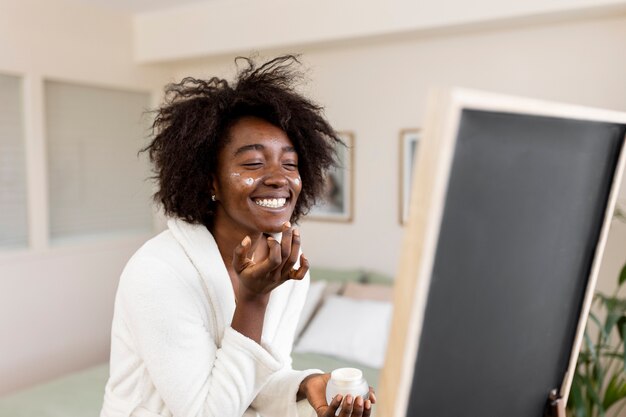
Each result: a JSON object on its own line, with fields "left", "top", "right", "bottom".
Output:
{"left": 209, "top": 221, "right": 263, "bottom": 273}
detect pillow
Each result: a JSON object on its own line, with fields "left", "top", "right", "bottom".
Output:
{"left": 293, "top": 295, "right": 393, "bottom": 369}
{"left": 295, "top": 280, "right": 327, "bottom": 337}
{"left": 343, "top": 282, "right": 394, "bottom": 303}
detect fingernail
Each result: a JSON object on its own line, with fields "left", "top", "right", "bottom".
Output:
{"left": 283, "top": 221, "right": 291, "bottom": 228}
{"left": 293, "top": 228, "right": 300, "bottom": 237}
{"left": 356, "top": 397, "right": 363, "bottom": 407}
{"left": 365, "top": 400, "right": 371, "bottom": 410}
{"left": 335, "top": 394, "right": 343, "bottom": 403}
{"left": 346, "top": 395, "right": 353, "bottom": 405}
{"left": 241, "top": 236, "right": 250, "bottom": 246}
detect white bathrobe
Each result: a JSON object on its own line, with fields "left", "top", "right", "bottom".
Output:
{"left": 101, "top": 218, "right": 320, "bottom": 417}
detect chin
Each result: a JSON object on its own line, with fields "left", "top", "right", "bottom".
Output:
{"left": 260, "top": 222, "right": 288, "bottom": 234}
{"left": 257, "top": 215, "right": 293, "bottom": 234}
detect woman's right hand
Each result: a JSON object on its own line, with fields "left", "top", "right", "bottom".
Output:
{"left": 321, "top": 395, "right": 373, "bottom": 417}
{"left": 300, "top": 373, "right": 375, "bottom": 417}
{"left": 232, "top": 222, "right": 309, "bottom": 301}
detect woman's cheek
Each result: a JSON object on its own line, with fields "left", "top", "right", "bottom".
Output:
{"left": 290, "top": 175, "right": 303, "bottom": 195}
{"left": 229, "top": 172, "right": 260, "bottom": 189}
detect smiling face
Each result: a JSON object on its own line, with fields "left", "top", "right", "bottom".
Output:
{"left": 211, "top": 116, "right": 303, "bottom": 236}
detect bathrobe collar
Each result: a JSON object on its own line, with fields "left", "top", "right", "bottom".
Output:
{"left": 166, "top": 217, "right": 288, "bottom": 346}
{"left": 167, "top": 217, "right": 235, "bottom": 341}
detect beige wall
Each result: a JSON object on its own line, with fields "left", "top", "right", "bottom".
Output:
{"left": 133, "top": 0, "right": 626, "bottom": 62}
{"left": 2, "top": 0, "right": 626, "bottom": 397}
{"left": 171, "top": 13, "right": 626, "bottom": 281}
{"left": 0, "top": 0, "right": 169, "bottom": 394}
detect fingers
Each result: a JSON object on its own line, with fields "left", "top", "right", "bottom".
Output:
{"left": 352, "top": 396, "right": 365, "bottom": 417}
{"left": 322, "top": 394, "right": 342, "bottom": 417}
{"left": 279, "top": 222, "right": 293, "bottom": 267}
{"left": 283, "top": 227, "right": 302, "bottom": 276}
{"left": 232, "top": 236, "right": 252, "bottom": 273}
{"left": 368, "top": 387, "right": 377, "bottom": 404}
{"left": 338, "top": 395, "right": 354, "bottom": 417}
{"left": 347, "top": 396, "right": 372, "bottom": 417}
{"left": 363, "top": 399, "right": 372, "bottom": 417}
{"left": 289, "top": 253, "right": 309, "bottom": 281}
{"left": 323, "top": 395, "right": 369, "bottom": 417}
{"left": 238, "top": 223, "right": 307, "bottom": 285}
{"left": 264, "top": 236, "right": 282, "bottom": 271}
{"left": 275, "top": 222, "right": 306, "bottom": 281}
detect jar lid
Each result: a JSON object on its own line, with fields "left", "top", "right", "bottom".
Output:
{"left": 331, "top": 367, "right": 363, "bottom": 383}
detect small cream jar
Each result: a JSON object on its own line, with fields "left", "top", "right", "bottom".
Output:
{"left": 325, "top": 367, "right": 369, "bottom": 408}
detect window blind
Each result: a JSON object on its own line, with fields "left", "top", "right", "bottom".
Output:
{"left": 45, "top": 81, "right": 153, "bottom": 243}
{"left": 0, "top": 74, "right": 28, "bottom": 249}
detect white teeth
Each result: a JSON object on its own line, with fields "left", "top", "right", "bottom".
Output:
{"left": 255, "top": 198, "right": 287, "bottom": 208}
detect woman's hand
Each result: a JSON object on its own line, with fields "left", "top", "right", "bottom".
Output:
{"left": 233, "top": 222, "right": 309, "bottom": 300}
{"left": 230, "top": 222, "right": 309, "bottom": 343}
{"left": 299, "top": 373, "right": 377, "bottom": 417}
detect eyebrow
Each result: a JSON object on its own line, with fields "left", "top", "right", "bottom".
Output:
{"left": 233, "top": 144, "right": 296, "bottom": 156}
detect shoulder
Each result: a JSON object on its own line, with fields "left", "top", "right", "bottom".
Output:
{"left": 117, "top": 230, "right": 198, "bottom": 303}
{"left": 124, "top": 230, "right": 186, "bottom": 275}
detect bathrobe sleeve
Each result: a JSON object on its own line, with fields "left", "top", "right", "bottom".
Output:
{"left": 118, "top": 255, "right": 282, "bottom": 417}
{"left": 250, "top": 271, "right": 323, "bottom": 417}
{"left": 250, "top": 368, "right": 321, "bottom": 417}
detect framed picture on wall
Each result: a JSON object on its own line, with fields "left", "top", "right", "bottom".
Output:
{"left": 400, "top": 129, "right": 421, "bottom": 224}
{"left": 308, "top": 132, "right": 354, "bottom": 222}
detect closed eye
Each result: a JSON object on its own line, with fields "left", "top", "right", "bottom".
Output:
{"left": 242, "top": 162, "right": 263, "bottom": 168}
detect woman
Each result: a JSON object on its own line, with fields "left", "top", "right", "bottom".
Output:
{"left": 100, "top": 55, "right": 375, "bottom": 417}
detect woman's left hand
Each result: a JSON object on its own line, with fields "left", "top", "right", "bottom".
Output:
{"left": 299, "top": 373, "right": 377, "bottom": 417}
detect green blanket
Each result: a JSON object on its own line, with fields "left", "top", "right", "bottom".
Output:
{"left": 0, "top": 358, "right": 379, "bottom": 417}
{"left": 0, "top": 364, "right": 108, "bottom": 417}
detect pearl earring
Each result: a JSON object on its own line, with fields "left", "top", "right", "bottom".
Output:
{"left": 211, "top": 195, "right": 217, "bottom": 202}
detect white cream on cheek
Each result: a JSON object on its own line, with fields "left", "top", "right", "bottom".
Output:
{"left": 288, "top": 176, "right": 302, "bottom": 188}
{"left": 231, "top": 172, "right": 300, "bottom": 190}
{"left": 228, "top": 173, "right": 257, "bottom": 187}
{"left": 287, "top": 176, "right": 302, "bottom": 197}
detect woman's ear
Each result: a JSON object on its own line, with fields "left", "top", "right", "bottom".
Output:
{"left": 210, "top": 176, "right": 219, "bottom": 202}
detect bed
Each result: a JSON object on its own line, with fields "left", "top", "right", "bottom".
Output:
{"left": 0, "top": 268, "right": 393, "bottom": 416}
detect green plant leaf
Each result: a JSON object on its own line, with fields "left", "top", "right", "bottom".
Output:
{"left": 603, "top": 352, "right": 626, "bottom": 360}
{"left": 622, "top": 319, "right": 626, "bottom": 373}
{"left": 618, "top": 316, "right": 626, "bottom": 342}
{"left": 597, "top": 294, "right": 626, "bottom": 314}
{"left": 583, "top": 374, "right": 606, "bottom": 417}
{"left": 603, "top": 374, "right": 626, "bottom": 411}
{"left": 585, "top": 333, "right": 606, "bottom": 390}
{"left": 569, "top": 374, "right": 586, "bottom": 417}
{"left": 577, "top": 351, "right": 592, "bottom": 365}
{"left": 572, "top": 266, "right": 626, "bottom": 417}
{"left": 589, "top": 312, "right": 607, "bottom": 341}
{"left": 585, "top": 333, "right": 599, "bottom": 362}
{"left": 604, "top": 313, "right": 620, "bottom": 339}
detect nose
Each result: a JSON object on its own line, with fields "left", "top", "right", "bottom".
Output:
{"left": 263, "top": 164, "right": 288, "bottom": 187}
